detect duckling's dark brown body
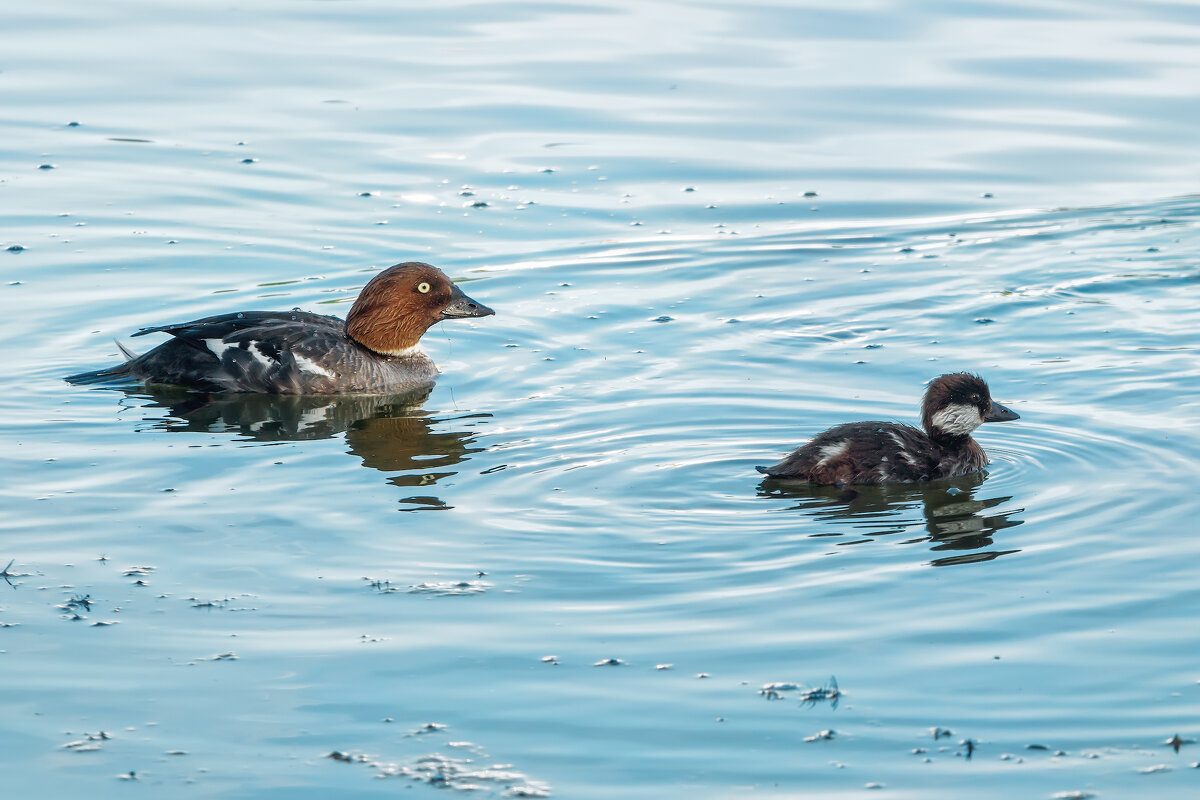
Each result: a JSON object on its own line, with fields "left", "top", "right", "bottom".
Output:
{"left": 757, "top": 373, "right": 1018, "bottom": 486}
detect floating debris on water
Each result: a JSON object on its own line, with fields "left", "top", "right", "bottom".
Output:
{"left": 59, "top": 594, "right": 93, "bottom": 616}
{"left": 760, "top": 682, "right": 801, "bottom": 699}
{"left": 365, "top": 576, "right": 491, "bottom": 596}
{"left": 63, "top": 731, "right": 111, "bottom": 752}
{"left": 1138, "top": 764, "right": 1172, "bottom": 774}
{"left": 961, "top": 738, "right": 976, "bottom": 759}
{"left": 759, "top": 676, "right": 840, "bottom": 707}
{"left": 1165, "top": 733, "right": 1192, "bottom": 752}
{"left": 189, "top": 596, "right": 242, "bottom": 610}
{"left": 407, "top": 580, "right": 491, "bottom": 596}
{"left": 329, "top": 747, "right": 550, "bottom": 796}
{"left": 1, "top": 558, "right": 25, "bottom": 586}
{"left": 804, "top": 729, "right": 836, "bottom": 742}
{"left": 593, "top": 657, "right": 624, "bottom": 667}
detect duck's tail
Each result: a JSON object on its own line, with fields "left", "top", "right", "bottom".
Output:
{"left": 65, "top": 340, "right": 140, "bottom": 384}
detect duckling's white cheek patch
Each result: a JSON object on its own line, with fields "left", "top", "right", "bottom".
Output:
{"left": 931, "top": 403, "right": 984, "bottom": 435}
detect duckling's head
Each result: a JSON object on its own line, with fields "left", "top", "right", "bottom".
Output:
{"left": 921, "top": 372, "right": 1019, "bottom": 439}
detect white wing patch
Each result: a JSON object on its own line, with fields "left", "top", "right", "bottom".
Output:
{"left": 205, "top": 338, "right": 234, "bottom": 358}
{"left": 888, "top": 431, "right": 920, "bottom": 466}
{"left": 930, "top": 403, "right": 984, "bottom": 436}
{"left": 293, "top": 353, "right": 335, "bottom": 378}
{"left": 207, "top": 338, "right": 332, "bottom": 379}
{"left": 246, "top": 342, "right": 276, "bottom": 369}
{"left": 206, "top": 335, "right": 336, "bottom": 383}
{"left": 816, "top": 440, "right": 849, "bottom": 466}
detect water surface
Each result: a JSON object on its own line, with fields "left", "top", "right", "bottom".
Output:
{"left": 3, "top": 1, "right": 1200, "bottom": 797}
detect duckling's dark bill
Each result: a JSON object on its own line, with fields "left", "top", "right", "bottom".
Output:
{"left": 440, "top": 285, "right": 495, "bottom": 319}
{"left": 984, "top": 402, "right": 1019, "bottom": 422}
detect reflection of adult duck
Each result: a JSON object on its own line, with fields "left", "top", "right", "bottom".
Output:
{"left": 126, "top": 384, "right": 435, "bottom": 441}
{"left": 106, "top": 385, "right": 490, "bottom": 509}
{"left": 758, "top": 473, "right": 1023, "bottom": 566}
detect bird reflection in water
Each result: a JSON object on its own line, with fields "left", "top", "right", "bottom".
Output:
{"left": 113, "top": 384, "right": 490, "bottom": 511}
{"left": 758, "top": 473, "right": 1023, "bottom": 566}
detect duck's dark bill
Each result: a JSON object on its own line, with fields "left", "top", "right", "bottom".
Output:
{"left": 440, "top": 284, "right": 495, "bottom": 319}
{"left": 984, "top": 402, "right": 1019, "bottom": 422}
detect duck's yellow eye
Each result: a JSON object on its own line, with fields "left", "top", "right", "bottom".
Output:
{"left": 417, "top": 282, "right": 431, "bottom": 294}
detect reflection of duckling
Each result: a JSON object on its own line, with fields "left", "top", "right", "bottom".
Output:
{"left": 758, "top": 373, "right": 1019, "bottom": 485}
{"left": 68, "top": 262, "right": 494, "bottom": 393}
{"left": 759, "top": 474, "right": 1024, "bottom": 566}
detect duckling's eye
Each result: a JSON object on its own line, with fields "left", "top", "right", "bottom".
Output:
{"left": 970, "top": 393, "right": 981, "bottom": 403}
{"left": 417, "top": 282, "right": 431, "bottom": 294}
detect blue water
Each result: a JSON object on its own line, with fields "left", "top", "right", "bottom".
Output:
{"left": 4, "top": 1, "right": 1200, "bottom": 797}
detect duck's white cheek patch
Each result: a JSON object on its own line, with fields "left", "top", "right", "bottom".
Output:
{"left": 931, "top": 404, "right": 984, "bottom": 435}
{"left": 293, "top": 353, "right": 335, "bottom": 378}
{"left": 205, "top": 338, "right": 233, "bottom": 358}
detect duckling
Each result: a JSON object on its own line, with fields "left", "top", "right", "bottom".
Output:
{"left": 757, "top": 373, "right": 1019, "bottom": 485}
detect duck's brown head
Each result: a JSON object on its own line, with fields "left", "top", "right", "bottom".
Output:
{"left": 345, "top": 262, "right": 494, "bottom": 356}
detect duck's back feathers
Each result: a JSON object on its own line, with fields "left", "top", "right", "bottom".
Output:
{"left": 131, "top": 310, "right": 343, "bottom": 342}
{"left": 756, "top": 421, "right": 988, "bottom": 485}
{"left": 113, "top": 311, "right": 435, "bottom": 394}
